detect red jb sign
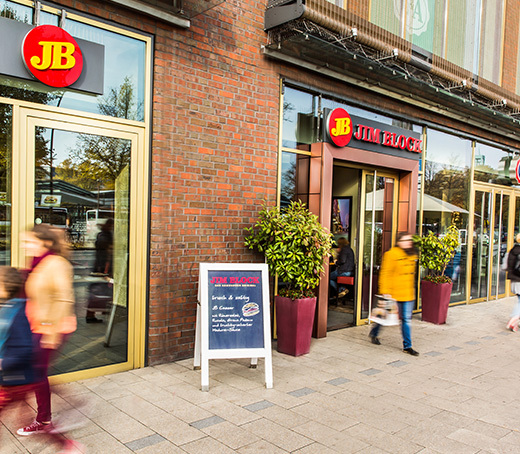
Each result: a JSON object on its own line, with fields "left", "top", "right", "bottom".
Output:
{"left": 326, "top": 108, "right": 353, "bottom": 147}
{"left": 22, "top": 25, "right": 83, "bottom": 88}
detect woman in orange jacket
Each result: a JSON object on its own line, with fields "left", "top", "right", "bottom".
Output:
{"left": 17, "top": 224, "right": 76, "bottom": 437}
{"left": 369, "top": 232, "right": 419, "bottom": 356}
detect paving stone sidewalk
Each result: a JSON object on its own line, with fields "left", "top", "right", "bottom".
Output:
{"left": 2, "top": 297, "right": 520, "bottom": 453}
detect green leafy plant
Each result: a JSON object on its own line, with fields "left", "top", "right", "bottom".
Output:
{"left": 245, "top": 200, "right": 334, "bottom": 299}
{"left": 413, "top": 224, "right": 460, "bottom": 284}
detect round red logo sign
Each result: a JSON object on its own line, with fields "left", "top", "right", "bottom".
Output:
{"left": 516, "top": 159, "right": 520, "bottom": 184}
{"left": 22, "top": 25, "right": 83, "bottom": 88}
{"left": 327, "top": 108, "right": 353, "bottom": 147}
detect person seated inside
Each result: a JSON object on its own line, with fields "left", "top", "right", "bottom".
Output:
{"left": 330, "top": 237, "right": 355, "bottom": 299}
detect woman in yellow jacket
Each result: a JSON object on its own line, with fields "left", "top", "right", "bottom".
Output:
{"left": 369, "top": 233, "right": 419, "bottom": 356}
{"left": 17, "top": 224, "right": 77, "bottom": 437}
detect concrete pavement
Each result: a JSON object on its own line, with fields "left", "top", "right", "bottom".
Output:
{"left": 2, "top": 297, "right": 520, "bottom": 453}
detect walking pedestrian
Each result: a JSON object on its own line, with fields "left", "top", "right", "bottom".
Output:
{"left": 16, "top": 224, "right": 77, "bottom": 438}
{"left": 506, "top": 233, "right": 520, "bottom": 332}
{"left": 369, "top": 232, "right": 419, "bottom": 356}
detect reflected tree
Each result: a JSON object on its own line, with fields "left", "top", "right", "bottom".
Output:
{"left": 423, "top": 160, "right": 469, "bottom": 211}
{"left": 59, "top": 77, "right": 138, "bottom": 190}
{"left": 280, "top": 160, "right": 296, "bottom": 207}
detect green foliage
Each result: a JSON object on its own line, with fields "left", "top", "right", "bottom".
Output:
{"left": 413, "top": 224, "right": 460, "bottom": 284}
{"left": 245, "top": 200, "right": 334, "bottom": 299}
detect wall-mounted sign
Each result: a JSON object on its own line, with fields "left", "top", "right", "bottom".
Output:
{"left": 0, "top": 16, "right": 104, "bottom": 95}
{"left": 22, "top": 25, "right": 83, "bottom": 88}
{"left": 194, "top": 263, "right": 273, "bottom": 391}
{"left": 325, "top": 108, "right": 422, "bottom": 160}
{"left": 515, "top": 159, "right": 520, "bottom": 184}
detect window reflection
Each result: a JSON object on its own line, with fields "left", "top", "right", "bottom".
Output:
{"left": 423, "top": 129, "right": 471, "bottom": 303}
{"left": 282, "top": 87, "right": 316, "bottom": 151}
{"left": 0, "top": 0, "right": 31, "bottom": 22}
{"left": 280, "top": 151, "right": 309, "bottom": 209}
{"left": 474, "top": 142, "right": 520, "bottom": 187}
{"left": 36, "top": 127, "right": 130, "bottom": 374}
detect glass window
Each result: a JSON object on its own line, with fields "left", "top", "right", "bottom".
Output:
{"left": 39, "top": 10, "right": 58, "bottom": 26}
{"left": 474, "top": 143, "right": 520, "bottom": 187}
{"left": 282, "top": 87, "right": 317, "bottom": 151}
{"left": 280, "top": 151, "right": 309, "bottom": 209}
{"left": 423, "top": 129, "right": 472, "bottom": 303}
{"left": 0, "top": 0, "right": 31, "bottom": 22}
{"left": 36, "top": 127, "right": 131, "bottom": 373}
{"left": 0, "top": 6, "right": 147, "bottom": 122}
{"left": 61, "top": 19, "right": 146, "bottom": 121}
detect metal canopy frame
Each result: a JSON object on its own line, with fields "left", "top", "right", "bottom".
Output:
{"left": 263, "top": 25, "right": 520, "bottom": 144}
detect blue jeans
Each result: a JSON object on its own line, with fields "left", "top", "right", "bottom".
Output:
{"left": 370, "top": 300, "right": 413, "bottom": 349}
{"left": 330, "top": 270, "right": 353, "bottom": 292}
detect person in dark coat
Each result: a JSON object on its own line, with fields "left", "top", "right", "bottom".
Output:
{"left": 330, "top": 237, "right": 355, "bottom": 298}
{"left": 86, "top": 218, "right": 114, "bottom": 323}
{"left": 506, "top": 233, "right": 520, "bottom": 331}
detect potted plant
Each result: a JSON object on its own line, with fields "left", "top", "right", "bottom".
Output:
{"left": 414, "top": 224, "right": 460, "bottom": 324}
{"left": 245, "top": 200, "right": 333, "bottom": 356}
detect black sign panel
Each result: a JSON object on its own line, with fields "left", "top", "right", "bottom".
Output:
{"left": 207, "top": 270, "right": 264, "bottom": 350}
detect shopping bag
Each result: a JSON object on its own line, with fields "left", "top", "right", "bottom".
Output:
{"left": 369, "top": 295, "right": 399, "bottom": 326}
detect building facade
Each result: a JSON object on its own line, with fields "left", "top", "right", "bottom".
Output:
{"left": 0, "top": 0, "right": 519, "bottom": 380}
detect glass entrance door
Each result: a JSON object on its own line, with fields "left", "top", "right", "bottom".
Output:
{"left": 15, "top": 108, "right": 148, "bottom": 379}
{"left": 471, "top": 186, "right": 511, "bottom": 301}
{"left": 357, "top": 170, "right": 397, "bottom": 323}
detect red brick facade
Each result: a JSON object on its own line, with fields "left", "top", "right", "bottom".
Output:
{"left": 48, "top": 0, "right": 520, "bottom": 364}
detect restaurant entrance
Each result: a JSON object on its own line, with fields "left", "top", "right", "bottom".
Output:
{"left": 328, "top": 165, "right": 398, "bottom": 330}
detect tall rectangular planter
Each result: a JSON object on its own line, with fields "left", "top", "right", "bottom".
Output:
{"left": 421, "top": 280, "right": 452, "bottom": 324}
{"left": 275, "top": 296, "right": 316, "bottom": 356}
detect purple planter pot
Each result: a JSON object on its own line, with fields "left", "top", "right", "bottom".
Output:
{"left": 421, "top": 280, "right": 453, "bottom": 324}
{"left": 275, "top": 296, "right": 316, "bottom": 356}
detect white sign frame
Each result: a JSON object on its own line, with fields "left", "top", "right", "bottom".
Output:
{"left": 194, "top": 262, "right": 273, "bottom": 391}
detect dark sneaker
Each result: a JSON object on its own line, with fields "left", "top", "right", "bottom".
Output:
{"left": 403, "top": 348, "right": 419, "bottom": 356}
{"left": 86, "top": 317, "right": 103, "bottom": 324}
{"left": 369, "top": 335, "right": 381, "bottom": 345}
{"left": 17, "top": 420, "right": 53, "bottom": 436}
